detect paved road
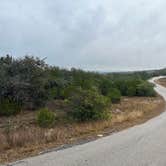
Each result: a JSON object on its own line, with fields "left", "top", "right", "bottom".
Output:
{"left": 4, "top": 76, "right": 166, "bottom": 166}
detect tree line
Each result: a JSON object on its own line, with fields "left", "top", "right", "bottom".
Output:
{"left": 0, "top": 55, "right": 164, "bottom": 123}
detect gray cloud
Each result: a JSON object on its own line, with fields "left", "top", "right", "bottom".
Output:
{"left": 0, "top": 0, "right": 166, "bottom": 71}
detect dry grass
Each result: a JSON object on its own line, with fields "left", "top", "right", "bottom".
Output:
{"left": 156, "top": 78, "right": 166, "bottom": 88}
{"left": 0, "top": 96, "right": 165, "bottom": 164}
{"left": 112, "top": 111, "right": 143, "bottom": 123}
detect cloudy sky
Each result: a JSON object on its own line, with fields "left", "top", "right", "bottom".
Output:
{"left": 0, "top": 0, "right": 166, "bottom": 71}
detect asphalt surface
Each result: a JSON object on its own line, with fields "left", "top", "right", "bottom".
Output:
{"left": 4, "top": 76, "right": 166, "bottom": 166}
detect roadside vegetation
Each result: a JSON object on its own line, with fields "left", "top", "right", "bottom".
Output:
{"left": 0, "top": 55, "right": 159, "bottom": 120}
{"left": 0, "top": 55, "right": 165, "bottom": 163}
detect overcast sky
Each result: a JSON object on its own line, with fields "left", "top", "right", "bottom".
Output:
{"left": 0, "top": 0, "right": 166, "bottom": 71}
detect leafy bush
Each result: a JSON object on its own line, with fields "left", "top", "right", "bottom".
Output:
{"left": 37, "top": 108, "right": 56, "bottom": 127}
{"left": 68, "top": 88, "right": 111, "bottom": 122}
{"left": 62, "top": 86, "right": 78, "bottom": 99}
{"left": 0, "top": 55, "right": 49, "bottom": 110}
{"left": 99, "top": 79, "right": 113, "bottom": 96}
{"left": 114, "top": 78, "right": 142, "bottom": 96}
{"left": 0, "top": 99, "right": 21, "bottom": 116}
{"left": 126, "top": 86, "right": 137, "bottom": 96}
{"left": 107, "top": 88, "right": 121, "bottom": 103}
{"left": 136, "top": 82, "right": 156, "bottom": 97}
{"left": 114, "top": 80, "right": 128, "bottom": 96}
{"left": 115, "top": 79, "right": 156, "bottom": 97}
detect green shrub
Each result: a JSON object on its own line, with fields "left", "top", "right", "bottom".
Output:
{"left": 136, "top": 82, "right": 156, "bottom": 97}
{"left": 0, "top": 55, "right": 49, "bottom": 110}
{"left": 0, "top": 99, "right": 21, "bottom": 116}
{"left": 99, "top": 79, "right": 113, "bottom": 96}
{"left": 114, "top": 78, "right": 142, "bottom": 96}
{"left": 68, "top": 88, "right": 111, "bottom": 122}
{"left": 62, "top": 86, "right": 79, "bottom": 99}
{"left": 37, "top": 108, "right": 56, "bottom": 127}
{"left": 107, "top": 88, "right": 121, "bottom": 103}
{"left": 126, "top": 86, "right": 136, "bottom": 96}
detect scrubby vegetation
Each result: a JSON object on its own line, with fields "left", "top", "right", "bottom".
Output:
{"left": 0, "top": 55, "right": 163, "bottom": 122}
{"left": 0, "top": 99, "right": 21, "bottom": 116}
{"left": 1, "top": 95, "right": 165, "bottom": 163}
{"left": 136, "top": 82, "right": 156, "bottom": 97}
{"left": 0, "top": 55, "right": 166, "bottom": 163}
{"left": 37, "top": 108, "right": 56, "bottom": 127}
{"left": 0, "top": 55, "right": 48, "bottom": 110}
{"left": 68, "top": 88, "right": 111, "bottom": 121}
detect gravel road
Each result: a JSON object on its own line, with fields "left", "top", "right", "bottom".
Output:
{"left": 4, "top": 76, "right": 166, "bottom": 166}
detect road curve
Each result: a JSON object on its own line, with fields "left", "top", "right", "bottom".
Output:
{"left": 4, "top": 76, "right": 166, "bottom": 166}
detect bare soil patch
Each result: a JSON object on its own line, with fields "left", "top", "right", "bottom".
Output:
{"left": 0, "top": 96, "right": 165, "bottom": 164}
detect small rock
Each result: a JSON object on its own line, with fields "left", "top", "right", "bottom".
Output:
{"left": 97, "top": 134, "right": 103, "bottom": 137}
{"left": 113, "top": 109, "right": 122, "bottom": 114}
